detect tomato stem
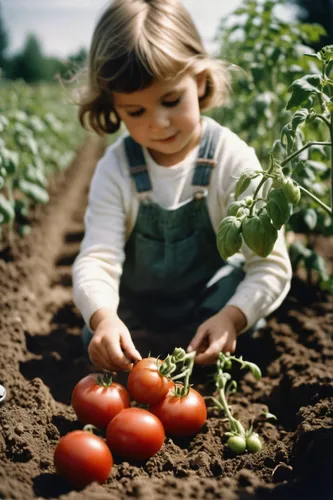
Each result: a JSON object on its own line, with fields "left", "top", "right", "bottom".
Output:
{"left": 96, "top": 373, "right": 113, "bottom": 387}
{"left": 212, "top": 352, "right": 263, "bottom": 449}
{"left": 158, "top": 348, "right": 196, "bottom": 397}
{"left": 158, "top": 354, "right": 177, "bottom": 377}
{"left": 82, "top": 424, "right": 103, "bottom": 436}
{"left": 170, "top": 350, "right": 196, "bottom": 397}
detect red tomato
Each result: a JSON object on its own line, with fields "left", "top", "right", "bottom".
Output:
{"left": 54, "top": 430, "right": 113, "bottom": 488}
{"left": 71, "top": 373, "right": 130, "bottom": 429}
{"left": 127, "top": 357, "right": 174, "bottom": 405}
{"left": 106, "top": 407, "right": 165, "bottom": 460}
{"left": 149, "top": 387, "right": 207, "bottom": 437}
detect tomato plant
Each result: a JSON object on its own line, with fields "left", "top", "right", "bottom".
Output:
{"left": 71, "top": 373, "right": 130, "bottom": 429}
{"left": 54, "top": 430, "right": 113, "bottom": 488}
{"left": 216, "top": 41, "right": 333, "bottom": 291}
{"left": 127, "top": 357, "right": 174, "bottom": 405}
{"left": 149, "top": 386, "right": 207, "bottom": 437}
{"left": 0, "top": 82, "right": 84, "bottom": 240}
{"left": 106, "top": 407, "right": 165, "bottom": 460}
{"left": 208, "top": 352, "right": 263, "bottom": 455}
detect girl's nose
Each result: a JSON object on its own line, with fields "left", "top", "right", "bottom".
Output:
{"left": 150, "top": 109, "right": 171, "bottom": 129}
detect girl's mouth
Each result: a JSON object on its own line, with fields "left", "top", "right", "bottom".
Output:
{"left": 155, "top": 132, "right": 179, "bottom": 143}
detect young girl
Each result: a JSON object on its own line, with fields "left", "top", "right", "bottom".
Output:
{"left": 73, "top": 0, "right": 292, "bottom": 372}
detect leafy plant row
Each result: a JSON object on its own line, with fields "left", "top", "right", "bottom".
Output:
{"left": 0, "top": 81, "right": 83, "bottom": 239}
{"left": 214, "top": 0, "right": 333, "bottom": 293}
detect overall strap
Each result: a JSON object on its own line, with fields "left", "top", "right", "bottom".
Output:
{"left": 124, "top": 136, "right": 152, "bottom": 196}
{"left": 192, "top": 120, "right": 221, "bottom": 197}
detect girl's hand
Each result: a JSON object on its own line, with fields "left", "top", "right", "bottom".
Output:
{"left": 88, "top": 313, "right": 142, "bottom": 371}
{"left": 187, "top": 306, "right": 247, "bottom": 366}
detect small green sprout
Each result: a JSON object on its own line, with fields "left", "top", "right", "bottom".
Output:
{"left": 209, "top": 352, "right": 264, "bottom": 455}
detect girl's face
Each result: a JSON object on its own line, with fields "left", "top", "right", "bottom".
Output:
{"left": 112, "top": 72, "right": 206, "bottom": 166}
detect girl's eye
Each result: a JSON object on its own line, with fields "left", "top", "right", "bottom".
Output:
{"left": 163, "top": 97, "right": 181, "bottom": 108}
{"left": 127, "top": 109, "right": 145, "bottom": 117}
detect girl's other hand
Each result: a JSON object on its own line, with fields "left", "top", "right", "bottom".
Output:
{"left": 187, "top": 306, "right": 247, "bottom": 366}
{"left": 88, "top": 312, "right": 142, "bottom": 371}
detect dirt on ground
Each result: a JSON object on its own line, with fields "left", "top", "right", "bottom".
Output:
{"left": 0, "top": 136, "right": 332, "bottom": 500}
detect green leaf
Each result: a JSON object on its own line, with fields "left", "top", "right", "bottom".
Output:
{"left": 235, "top": 170, "right": 260, "bottom": 199}
{"left": 17, "top": 179, "right": 49, "bottom": 204}
{"left": 291, "top": 108, "right": 309, "bottom": 131}
{"left": 216, "top": 216, "right": 242, "bottom": 260}
{"left": 305, "top": 160, "right": 328, "bottom": 173}
{"left": 289, "top": 241, "right": 311, "bottom": 269}
{"left": 292, "top": 160, "right": 306, "bottom": 176}
{"left": 266, "top": 189, "right": 292, "bottom": 229}
{"left": 243, "top": 361, "right": 262, "bottom": 380}
{"left": 262, "top": 411, "right": 277, "bottom": 421}
{"left": 1, "top": 149, "right": 20, "bottom": 175}
{"left": 305, "top": 53, "right": 322, "bottom": 62}
{"left": 24, "top": 165, "right": 48, "bottom": 187}
{"left": 287, "top": 75, "right": 322, "bottom": 110}
{"left": 319, "top": 44, "right": 333, "bottom": 62}
{"left": 242, "top": 213, "right": 278, "bottom": 257}
{"left": 304, "top": 208, "right": 318, "bottom": 230}
{"left": 250, "top": 63, "right": 265, "bottom": 83}
{"left": 0, "top": 194, "right": 15, "bottom": 224}
{"left": 305, "top": 252, "right": 330, "bottom": 281}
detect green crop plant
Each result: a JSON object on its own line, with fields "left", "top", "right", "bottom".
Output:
{"left": 0, "top": 81, "right": 84, "bottom": 241}
{"left": 217, "top": 45, "right": 333, "bottom": 292}
{"left": 208, "top": 352, "right": 263, "bottom": 455}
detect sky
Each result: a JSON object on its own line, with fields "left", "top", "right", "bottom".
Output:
{"left": 1, "top": 0, "right": 248, "bottom": 59}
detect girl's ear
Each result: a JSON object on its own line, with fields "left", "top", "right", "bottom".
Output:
{"left": 196, "top": 71, "right": 207, "bottom": 98}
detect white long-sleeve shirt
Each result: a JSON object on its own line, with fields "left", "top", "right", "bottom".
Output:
{"left": 73, "top": 117, "right": 292, "bottom": 330}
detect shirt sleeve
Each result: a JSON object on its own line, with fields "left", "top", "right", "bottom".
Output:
{"left": 216, "top": 128, "right": 292, "bottom": 330}
{"left": 72, "top": 146, "right": 127, "bottom": 329}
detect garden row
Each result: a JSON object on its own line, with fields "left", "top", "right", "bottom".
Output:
{"left": 0, "top": 81, "right": 83, "bottom": 240}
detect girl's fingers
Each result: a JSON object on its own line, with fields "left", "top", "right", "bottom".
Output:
{"left": 194, "top": 341, "right": 221, "bottom": 365}
{"left": 88, "top": 345, "right": 116, "bottom": 371}
{"left": 120, "top": 331, "right": 142, "bottom": 363}
{"left": 187, "top": 326, "right": 207, "bottom": 353}
{"left": 225, "top": 338, "right": 237, "bottom": 353}
{"left": 102, "top": 336, "right": 133, "bottom": 371}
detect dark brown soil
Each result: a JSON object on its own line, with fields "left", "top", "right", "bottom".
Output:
{"left": 0, "top": 136, "right": 332, "bottom": 500}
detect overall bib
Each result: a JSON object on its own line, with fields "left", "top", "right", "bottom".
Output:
{"left": 82, "top": 120, "right": 247, "bottom": 353}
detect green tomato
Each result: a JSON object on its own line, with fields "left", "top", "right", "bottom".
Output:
{"left": 246, "top": 433, "right": 262, "bottom": 453}
{"left": 227, "top": 200, "right": 246, "bottom": 216}
{"left": 282, "top": 177, "right": 301, "bottom": 205}
{"left": 244, "top": 196, "right": 254, "bottom": 207}
{"left": 227, "top": 435, "right": 247, "bottom": 454}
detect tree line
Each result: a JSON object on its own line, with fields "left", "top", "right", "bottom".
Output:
{"left": 0, "top": 1, "right": 332, "bottom": 84}
{"left": 0, "top": 6, "right": 87, "bottom": 83}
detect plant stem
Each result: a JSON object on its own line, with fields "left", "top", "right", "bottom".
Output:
{"left": 216, "top": 369, "right": 245, "bottom": 436}
{"left": 299, "top": 186, "right": 331, "bottom": 215}
{"left": 280, "top": 141, "right": 331, "bottom": 168}
{"left": 250, "top": 159, "right": 275, "bottom": 214}
{"left": 171, "top": 351, "right": 196, "bottom": 396}
{"left": 316, "top": 114, "right": 331, "bottom": 129}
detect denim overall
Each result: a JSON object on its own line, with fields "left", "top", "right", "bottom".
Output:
{"left": 82, "top": 120, "right": 247, "bottom": 352}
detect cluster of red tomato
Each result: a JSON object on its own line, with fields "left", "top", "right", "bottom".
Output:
{"left": 54, "top": 357, "right": 207, "bottom": 489}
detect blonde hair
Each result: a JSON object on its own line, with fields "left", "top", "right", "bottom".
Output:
{"left": 78, "top": 0, "right": 230, "bottom": 135}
